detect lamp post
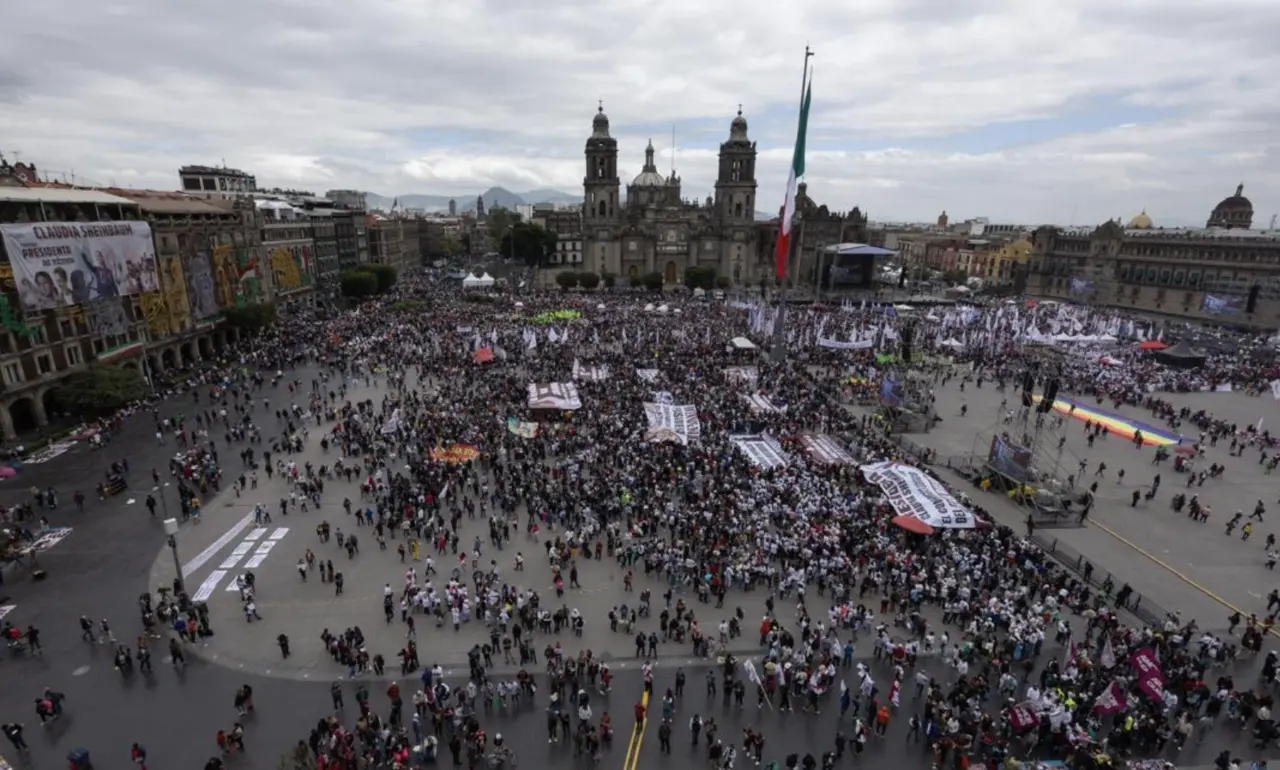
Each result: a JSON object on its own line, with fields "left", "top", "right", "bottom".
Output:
{"left": 153, "top": 483, "right": 172, "bottom": 520}
{"left": 164, "top": 517, "right": 184, "bottom": 596}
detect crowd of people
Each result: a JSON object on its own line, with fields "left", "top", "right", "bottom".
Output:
{"left": 5, "top": 272, "right": 1280, "bottom": 770}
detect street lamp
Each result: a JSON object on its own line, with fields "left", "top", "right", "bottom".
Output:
{"left": 164, "top": 517, "right": 185, "bottom": 596}
{"left": 153, "top": 483, "right": 172, "bottom": 519}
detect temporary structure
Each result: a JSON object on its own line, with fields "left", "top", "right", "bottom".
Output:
{"left": 462, "top": 273, "right": 495, "bottom": 288}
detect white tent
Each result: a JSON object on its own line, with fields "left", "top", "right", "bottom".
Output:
{"left": 462, "top": 273, "right": 485, "bottom": 288}
{"left": 479, "top": 272, "right": 495, "bottom": 285}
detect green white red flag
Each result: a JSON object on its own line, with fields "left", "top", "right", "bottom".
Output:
{"left": 775, "top": 78, "right": 812, "bottom": 280}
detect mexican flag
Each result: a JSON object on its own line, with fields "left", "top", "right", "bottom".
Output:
{"left": 775, "top": 78, "right": 813, "bottom": 280}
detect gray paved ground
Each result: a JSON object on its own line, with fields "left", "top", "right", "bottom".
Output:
{"left": 2, "top": 351, "right": 1275, "bottom": 770}
{"left": 886, "top": 374, "right": 1280, "bottom": 630}
{"left": 161, "top": 368, "right": 957, "bottom": 682}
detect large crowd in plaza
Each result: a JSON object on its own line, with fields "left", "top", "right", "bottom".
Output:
{"left": 5, "top": 270, "right": 1280, "bottom": 770}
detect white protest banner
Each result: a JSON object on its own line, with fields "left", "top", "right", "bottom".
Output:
{"left": 643, "top": 403, "right": 701, "bottom": 445}
{"left": 859, "top": 461, "right": 975, "bottom": 529}
{"left": 527, "top": 383, "right": 582, "bottom": 410}
{"left": 730, "top": 434, "right": 789, "bottom": 470}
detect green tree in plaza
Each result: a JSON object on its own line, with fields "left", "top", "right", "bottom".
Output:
{"left": 500, "top": 222, "right": 558, "bottom": 266}
{"left": 577, "top": 271, "right": 601, "bottom": 290}
{"left": 601, "top": 272, "right": 616, "bottom": 289}
{"left": 641, "top": 271, "right": 665, "bottom": 292}
{"left": 221, "top": 302, "right": 278, "bottom": 333}
{"left": 715, "top": 275, "right": 732, "bottom": 290}
{"left": 340, "top": 270, "right": 379, "bottom": 298}
{"left": 682, "top": 264, "right": 717, "bottom": 290}
{"left": 486, "top": 208, "right": 521, "bottom": 246}
{"left": 360, "top": 264, "right": 398, "bottom": 293}
{"left": 555, "top": 271, "right": 580, "bottom": 291}
{"left": 60, "top": 365, "right": 149, "bottom": 415}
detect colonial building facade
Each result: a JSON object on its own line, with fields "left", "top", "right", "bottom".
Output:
{"left": 581, "top": 105, "right": 868, "bottom": 287}
{"left": 1028, "top": 186, "right": 1280, "bottom": 329}
{"left": 583, "top": 105, "right": 760, "bottom": 285}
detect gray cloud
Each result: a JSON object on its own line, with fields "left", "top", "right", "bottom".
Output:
{"left": 0, "top": 0, "right": 1277, "bottom": 225}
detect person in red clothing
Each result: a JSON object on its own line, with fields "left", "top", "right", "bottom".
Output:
{"left": 634, "top": 701, "right": 646, "bottom": 726}
{"left": 130, "top": 742, "right": 147, "bottom": 770}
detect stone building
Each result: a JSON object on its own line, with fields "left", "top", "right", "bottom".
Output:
{"left": 751, "top": 182, "right": 868, "bottom": 290}
{"left": 583, "top": 105, "right": 761, "bottom": 285}
{"left": 257, "top": 199, "right": 316, "bottom": 311}
{"left": 368, "top": 216, "right": 418, "bottom": 271}
{"left": 581, "top": 104, "right": 868, "bottom": 287}
{"left": 0, "top": 183, "right": 262, "bottom": 438}
{"left": 1028, "top": 185, "right": 1280, "bottom": 330}
{"left": 106, "top": 190, "right": 265, "bottom": 376}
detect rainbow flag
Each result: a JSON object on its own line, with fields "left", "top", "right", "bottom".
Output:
{"left": 1032, "top": 394, "right": 1181, "bottom": 447}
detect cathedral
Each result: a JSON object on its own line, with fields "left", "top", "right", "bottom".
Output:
{"left": 583, "top": 104, "right": 760, "bottom": 285}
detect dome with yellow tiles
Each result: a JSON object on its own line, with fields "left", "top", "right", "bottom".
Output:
{"left": 1127, "top": 210, "right": 1153, "bottom": 229}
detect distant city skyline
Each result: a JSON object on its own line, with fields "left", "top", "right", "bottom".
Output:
{"left": 2, "top": 0, "right": 1277, "bottom": 227}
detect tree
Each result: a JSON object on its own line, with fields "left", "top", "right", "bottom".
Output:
{"left": 942, "top": 268, "right": 969, "bottom": 286}
{"left": 555, "top": 271, "right": 580, "bottom": 291}
{"left": 683, "top": 265, "right": 717, "bottom": 291}
{"left": 715, "top": 275, "right": 732, "bottom": 290}
{"left": 341, "top": 270, "right": 379, "bottom": 298}
{"left": 486, "top": 208, "right": 522, "bottom": 247}
{"left": 578, "top": 271, "right": 601, "bottom": 290}
{"left": 360, "top": 264, "right": 398, "bottom": 293}
{"left": 60, "top": 365, "right": 149, "bottom": 416}
{"left": 641, "top": 271, "right": 665, "bottom": 292}
{"left": 601, "top": 273, "right": 616, "bottom": 289}
{"left": 500, "top": 222, "right": 558, "bottom": 265}
{"left": 222, "top": 302, "right": 277, "bottom": 333}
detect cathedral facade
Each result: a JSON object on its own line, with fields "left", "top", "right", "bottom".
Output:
{"left": 583, "top": 105, "right": 760, "bottom": 285}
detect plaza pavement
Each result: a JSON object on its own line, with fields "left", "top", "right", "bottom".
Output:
{"left": 0, "top": 357, "right": 1274, "bottom": 770}
{"left": 166, "top": 370, "right": 952, "bottom": 681}
{"left": 883, "top": 376, "right": 1280, "bottom": 632}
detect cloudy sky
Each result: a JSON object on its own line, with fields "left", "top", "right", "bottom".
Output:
{"left": 3, "top": 0, "right": 1279, "bottom": 227}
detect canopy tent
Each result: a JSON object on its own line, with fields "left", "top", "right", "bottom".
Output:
{"left": 1153, "top": 342, "right": 1207, "bottom": 368}
{"left": 462, "top": 273, "right": 495, "bottom": 288}
{"left": 1137, "top": 340, "right": 1168, "bottom": 351}
{"left": 730, "top": 337, "right": 757, "bottom": 350}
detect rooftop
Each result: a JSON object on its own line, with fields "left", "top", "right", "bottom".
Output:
{"left": 102, "top": 188, "right": 231, "bottom": 215}
{"left": 0, "top": 187, "right": 140, "bottom": 206}
{"left": 180, "top": 164, "right": 255, "bottom": 178}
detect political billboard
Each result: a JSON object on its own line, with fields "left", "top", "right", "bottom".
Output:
{"left": 0, "top": 221, "right": 159, "bottom": 312}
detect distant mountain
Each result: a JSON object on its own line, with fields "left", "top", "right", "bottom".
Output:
{"left": 364, "top": 187, "right": 580, "bottom": 213}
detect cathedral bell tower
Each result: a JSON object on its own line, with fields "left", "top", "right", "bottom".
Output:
{"left": 584, "top": 103, "right": 621, "bottom": 275}
{"left": 584, "top": 103, "right": 619, "bottom": 224}
{"left": 714, "top": 106, "right": 758, "bottom": 224}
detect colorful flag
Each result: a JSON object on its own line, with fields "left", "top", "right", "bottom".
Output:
{"left": 775, "top": 77, "right": 812, "bottom": 280}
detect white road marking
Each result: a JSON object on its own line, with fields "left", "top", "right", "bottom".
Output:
{"left": 180, "top": 513, "right": 254, "bottom": 577}
{"left": 71, "top": 665, "right": 91, "bottom": 676}
{"left": 269, "top": 527, "right": 289, "bottom": 540}
{"left": 244, "top": 528, "right": 268, "bottom": 542}
{"left": 192, "top": 569, "right": 228, "bottom": 601}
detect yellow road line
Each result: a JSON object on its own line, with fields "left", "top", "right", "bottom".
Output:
{"left": 1087, "top": 518, "right": 1277, "bottom": 634}
{"left": 623, "top": 689, "right": 651, "bottom": 770}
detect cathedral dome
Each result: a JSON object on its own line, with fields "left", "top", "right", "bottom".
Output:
{"left": 1207, "top": 183, "right": 1253, "bottom": 229}
{"left": 1126, "top": 210, "right": 1153, "bottom": 229}
{"left": 729, "top": 107, "right": 748, "bottom": 141}
{"left": 591, "top": 103, "right": 611, "bottom": 139}
{"left": 631, "top": 139, "right": 665, "bottom": 187}
{"left": 632, "top": 170, "right": 666, "bottom": 187}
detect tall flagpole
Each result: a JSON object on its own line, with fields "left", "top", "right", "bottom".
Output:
{"left": 770, "top": 46, "right": 814, "bottom": 364}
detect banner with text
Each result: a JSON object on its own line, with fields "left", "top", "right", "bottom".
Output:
{"left": 859, "top": 461, "right": 976, "bottom": 529}
{"left": 643, "top": 403, "right": 701, "bottom": 445}
{"left": 1129, "top": 648, "right": 1165, "bottom": 702}
{"left": 1, "top": 221, "right": 159, "bottom": 311}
